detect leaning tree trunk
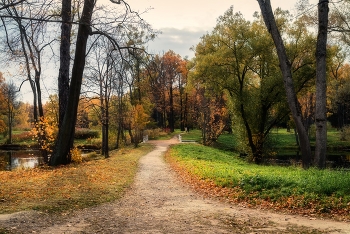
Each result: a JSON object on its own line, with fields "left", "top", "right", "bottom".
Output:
{"left": 50, "top": 0, "right": 95, "bottom": 166}
{"left": 314, "top": 0, "right": 329, "bottom": 169}
{"left": 36, "top": 74, "right": 49, "bottom": 163}
{"left": 35, "top": 71, "right": 44, "bottom": 118}
{"left": 257, "top": 0, "right": 312, "bottom": 168}
{"left": 30, "top": 81, "right": 39, "bottom": 122}
{"left": 58, "top": 0, "right": 72, "bottom": 128}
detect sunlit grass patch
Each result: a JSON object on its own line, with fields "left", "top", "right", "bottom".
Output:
{"left": 0, "top": 144, "right": 154, "bottom": 214}
{"left": 167, "top": 144, "right": 350, "bottom": 219}
{"left": 180, "top": 129, "right": 202, "bottom": 142}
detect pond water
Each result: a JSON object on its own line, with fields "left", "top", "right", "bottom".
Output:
{"left": 0, "top": 150, "right": 44, "bottom": 171}
{"left": 1, "top": 149, "right": 349, "bottom": 170}
{"left": 269, "top": 150, "right": 350, "bottom": 168}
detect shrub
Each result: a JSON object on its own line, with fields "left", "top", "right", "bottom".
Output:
{"left": 70, "top": 147, "right": 83, "bottom": 163}
{"left": 30, "top": 117, "right": 58, "bottom": 151}
{"left": 90, "top": 138, "right": 102, "bottom": 148}
{"left": 339, "top": 125, "right": 350, "bottom": 141}
{"left": 74, "top": 128, "right": 99, "bottom": 139}
{"left": 309, "top": 122, "right": 332, "bottom": 140}
{"left": 12, "top": 131, "right": 33, "bottom": 143}
{"left": 143, "top": 128, "right": 161, "bottom": 139}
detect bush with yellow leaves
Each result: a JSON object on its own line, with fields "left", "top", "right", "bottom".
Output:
{"left": 30, "top": 117, "right": 57, "bottom": 152}
{"left": 70, "top": 147, "right": 83, "bottom": 163}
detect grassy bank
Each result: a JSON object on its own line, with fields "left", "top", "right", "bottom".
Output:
{"left": 166, "top": 144, "right": 350, "bottom": 220}
{"left": 181, "top": 128, "right": 350, "bottom": 150}
{"left": 0, "top": 144, "right": 154, "bottom": 214}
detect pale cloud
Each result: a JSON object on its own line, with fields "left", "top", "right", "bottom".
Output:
{"left": 147, "top": 27, "right": 207, "bottom": 59}
{"left": 141, "top": 0, "right": 319, "bottom": 59}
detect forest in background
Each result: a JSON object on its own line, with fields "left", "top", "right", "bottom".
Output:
{"left": 0, "top": 0, "right": 350, "bottom": 168}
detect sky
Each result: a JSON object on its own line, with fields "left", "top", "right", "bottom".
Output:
{"left": 114, "top": 0, "right": 319, "bottom": 59}
{"left": 15, "top": 0, "right": 319, "bottom": 102}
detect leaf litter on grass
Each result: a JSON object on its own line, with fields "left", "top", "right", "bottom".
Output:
{"left": 0, "top": 144, "right": 154, "bottom": 214}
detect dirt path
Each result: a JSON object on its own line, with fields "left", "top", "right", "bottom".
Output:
{"left": 1, "top": 138, "right": 350, "bottom": 233}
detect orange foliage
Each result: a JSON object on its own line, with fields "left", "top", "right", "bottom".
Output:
{"left": 0, "top": 119, "right": 6, "bottom": 134}
{"left": 30, "top": 117, "right": 58, "bottom": 152}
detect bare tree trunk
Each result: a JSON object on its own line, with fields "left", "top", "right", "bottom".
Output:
{"left": 184, "top": 93, "right": 188, "bottom": 131}
{"left": 30, "top": 81, "right": 38, "bottom": 122}
{"left": 101, "top": 104, "right": 106, "bottom": 156}
{"left": 179, "top": 76, "right": 185, "bottom": 131}
{"left": 50, "top": 0, "right": 95, "bottom": 166}
{"left": 18, "top": 25, "right": 39, "bottom": 122}
{"left": 315, "top": 0, "right": 329, "bottom": 169}
{"left": 35, "top": 71, "right": 44, "bottom": 118}
{"left": 58, "top": 0, "right": 72, "bottom": 127}
{"left": 128, "top": 125, "right": 134, "bottom": 145}
{"left": 169, "top": 85, "right": 175, "bottom": 132}
{"left": 104, "top": 116, "right": 109, "bottom": 157}
{"left": 257, "top": 0, "right": 312, "bottom": 168}
{"left": 7, "top": 105, "right": 13, "bottom": 144}
{"left": 102, "top": 99, "right": 109, "bottom": 158}
{"left": 116, "top": 92, "right": 123, "bottom": 149}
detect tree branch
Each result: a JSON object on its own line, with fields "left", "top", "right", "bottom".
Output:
{"left": 0, "top": 0, "right": 27, "bottom": 10}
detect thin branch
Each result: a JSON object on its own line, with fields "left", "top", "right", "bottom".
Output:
{"left": 0, "top": 0, "right": 27, "bottom": 10}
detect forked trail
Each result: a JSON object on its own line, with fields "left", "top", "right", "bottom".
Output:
{"left": 0, "top": 137, "right": 349, "bottom": 233}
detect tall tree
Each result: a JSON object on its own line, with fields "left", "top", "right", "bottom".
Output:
{"left": 177, "top": 58, "right": 188, "bottom": 131}
{"left": 84, "top": 38, "right": 118, "bottom": 158}
{"left": 147, "top": 55, "right": 167, "bottom": 128}
{"left": 50, "top": 0, "right": 154, "bottom": 164}
{"left": 150, "top": 50, "right": 184, "bottom": 132}
{"left": 162, "top": 51, "right": 180, "bottom": 132}
{"left": 328, "top": 52, "right": 350, "bottom": 128}
{"left": 0, "top": 0, "right": 57, "bottom": 123}
{"left": 50, "top": 0, "right": 96, "bottom": 165}
{"left": 1, "top": 81, "right": 18, "bottom": 144}
{"left": 191, "top": 9, "right": 307, "bottom": 163}
{"left": 257, "top": 0, "right": 312, "bottom": 168}
{"left": 314, "top": 0, "right": 329, "bottom": 169}
{"left": 58, "top": 0, "right": 72, "bottom": 127}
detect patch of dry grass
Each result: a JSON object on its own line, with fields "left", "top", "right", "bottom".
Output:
{"left": 0, "top": 144, "right": 154, "bottom": 214}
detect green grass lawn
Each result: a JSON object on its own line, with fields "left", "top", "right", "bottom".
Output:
{"left": 215, "top": 128, "right": 350, "bottom": 158}
{"left": 167, "top": 143, "right": 350, "bottom": 219}
{"left": 179, "top": 129, "right": 202, "bottom": 142}
{"left": 269, "top": 128, "right": 350, "bottom": 149}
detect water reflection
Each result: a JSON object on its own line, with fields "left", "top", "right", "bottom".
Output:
{"left": 268, "top": 151, "right": 350, "bottom": 168}
{"left": 0, "top": 150, "right": 43, "bottom": 171}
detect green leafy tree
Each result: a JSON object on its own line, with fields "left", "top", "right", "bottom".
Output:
{"left": 131, "top": 104, "right": 149, "bottom": 147}
{"left": 2, "top": 81, "right": 19, "bottom": 144}
{"left": 192, "top": 7, "right": 318, "bottom": 163}
{"left": 191, "top": 8, "right": 289, "bottom": 162}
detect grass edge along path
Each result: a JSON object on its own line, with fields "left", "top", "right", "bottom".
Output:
{"left": 165, "top": 144, "right": 350, "bottom": 222}
{"left": 0, "top": 144, "right": 154, "bottom": 214}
